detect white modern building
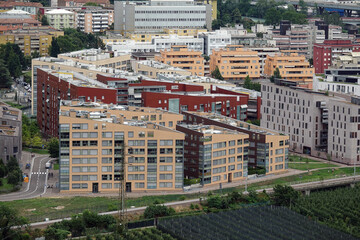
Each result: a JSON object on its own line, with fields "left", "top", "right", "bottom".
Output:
{"left": 198, "top": 30, "right": 231, "bottom": 56}
{"left": 114, "top": 0, "right": 212, "bottom": 33}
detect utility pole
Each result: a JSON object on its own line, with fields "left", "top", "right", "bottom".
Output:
{"left": 119, "top": 140, "right": 127, "bottom": 225}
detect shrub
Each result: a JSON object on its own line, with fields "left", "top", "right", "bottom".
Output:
{"left": 143, "top": 205, "right": 175, "bottom": 219}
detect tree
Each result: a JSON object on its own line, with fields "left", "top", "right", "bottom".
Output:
{"left": 49, "top": 38, "right": 60, "bottom": 57}
{"left": 83, "top": 2, "right": 100, "bottom": 6}
{"left": 270, "top": 67, "right": 282, "bottom": 82}
{"left": 265, "top": 8, "right": 282, "bottom": 27}
{"left": 7, "top": 156, "right": 19, "bottom": 173}
{"left": 143, "top": 204, "right": 175, "bottom": 219}
{"left": 44, "top": 227, "right": 70, "bottom": 240}
{"left": 211, "top": 66, "right": 224, "bottom": 80}
{"left": 0, "top": 205, "right": 28, "bottom": 239}
{"left": 231, "top": 8, "right": 242, "bottom": 24}
{"left": 244, "top": 75, "right": 252, "bottom": 89}
{"left": 41, "top": 15, "right": 49, "bottom": 26}
{"left": 48, "top": 138, "right": 59, "bottom": 158}
{"left": 322, "top": 11, "right": 343, "bottom": 26}
{"left": 7, "top": 50, "right": 22, "bottom": 79}
{"left": 0, "top": 59, "right": 12, "bottom": 88}
{"left": 299, "top": 0, "right": 308, "bottom": 15}
{"left": 272, "top": 185, "right": 300, "bottom": 207}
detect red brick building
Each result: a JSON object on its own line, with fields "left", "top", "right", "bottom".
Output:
{"left": 142, "top": 91, "right": 249, "bottom": 120}
{"left": 313, "top": 40, "right": 360, "bottom": 74}
{"left": 37, "top": 68, "right": 117, "bottom": 137}
{"left": 96, "top": 74, "right": 128, "bottom": 105}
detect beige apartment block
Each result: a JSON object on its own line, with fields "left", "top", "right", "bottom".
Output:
{"left": 133, "top": 60, "right": 191, "bottom": 78}
{"left": 59, "top": 104, "right": 185, "bottom": 193}
{"left": 58, "top": 49, "right": 131, "bottom": 70}
{"left": 177, "top": 124, "right": 248, "bottom": 186}
{"left": 210, "top": 46, "right": 261, "bottom": 80}
{"left": 45, "top": 9, "right": 75, "bottom": 30}
{"left": 155, "top": 45, "right": 205, "bottom": 76}
{"left": 264, "top": 52, "right": 314, "bottom": 89}
{"left": 77, "top": 9, "right": 113, "bottom": 33}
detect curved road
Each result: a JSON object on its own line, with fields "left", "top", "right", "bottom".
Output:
{"left": 0, "top": 155, "right": 51, "bottom": 201}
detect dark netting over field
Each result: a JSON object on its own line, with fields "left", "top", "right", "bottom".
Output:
{"left": 158, "top": 206, "right": 359, "bottom": 240}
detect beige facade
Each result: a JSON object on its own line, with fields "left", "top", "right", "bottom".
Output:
{"left": 45, "top": 9, "right": 75, "bottom": 30}
{"left": 210, "top": 46, "right": 261, "bottom": 80}
{"left": 76, "top": 9, "right": 113, "bottom": 34}
{"left": 264, "top": 52, "right": 314, "bottom": 89}
{"left": 155, "top": 45, "right": 205, "bottom": 76}
{"left": 59, "top": 104, "right": 185, "bottom": 193}
{"left": 133, "top": 60, "right": 192, "bottom": 78}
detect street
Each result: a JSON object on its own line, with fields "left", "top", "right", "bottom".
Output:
{"left": 0, "top": 155, "right": 51, "bottom": 201}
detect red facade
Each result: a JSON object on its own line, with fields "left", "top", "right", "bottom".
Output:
{"left": 37, "top": 69, "right": 117, "bottom": 137}
{"left": 96, "top": 74, "right": 128, "bottom": 105}
{"left": 313, "top": 40, "right": 360, "bottom": 74}
{"left": 142, "top": 91, "right": 249, "bottom": 120}
{"left": 129, "top": 79, "right": 204, "bottom": 92}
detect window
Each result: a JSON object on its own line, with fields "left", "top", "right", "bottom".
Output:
{"left": 159, "top": 174, "right": 173, "bottom": 180}
{"left": 102, "top": 157, "right": 112, "bottom": 164}
{"left": 102, "top": 166, "right": 112, "bottom": 172}
{"left": 159, "top": 182, "right": 173, "bottom": 188}
{"left": 102, "top": 183, "right": 112, "bottom": 189}
{"left": 102, "top": 132, "right": 112, "bottom": 138}
{"left": 160, "top": 140, "right": 173, "bottom": 146}
{"left": 159, "top": 165, "right": 173, "bottom": 171}
{"left": 102, "top": 140, "right": 112, "bottom": 146}
{"left": 128, "top": 131, "right": 134, "bottom": 138}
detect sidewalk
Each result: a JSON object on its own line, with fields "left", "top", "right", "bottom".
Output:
{"left": 43, "top": 169, "right": 304, "bottom": 198}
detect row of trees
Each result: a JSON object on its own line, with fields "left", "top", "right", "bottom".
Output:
{"left": 49, "top": 28, "right": 105, "bottom": 57}
{"left": 243, "top": 75, "right": 261, "bottom": 91}
{"left": 22, "top": 115, "right": 43, "bottom": 148}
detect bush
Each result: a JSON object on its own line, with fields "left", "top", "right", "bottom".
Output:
{"left": 143, "top": 205, "right": 175, "bottom": 219}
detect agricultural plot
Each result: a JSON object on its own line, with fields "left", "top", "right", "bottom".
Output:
{"left": 293, "top": 186, "right": 360, "bottom": 238}
{"left": 127, "top": 228, "right": 176, "bottom": 240}
{"left": 158, "top": 206, "right": 357, "bottom": 240}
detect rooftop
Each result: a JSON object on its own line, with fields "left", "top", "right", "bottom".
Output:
{"left": 46, "top": 9, "right": 74, "bottom": 14}
{"left": 0, "top": 102, "right": 22, "bottom": 121}
{"left": 137, "top": 60, "right": 189, "bottom": 72}
{"left": 178, "top": 123, "right": 245, "bottom": 136}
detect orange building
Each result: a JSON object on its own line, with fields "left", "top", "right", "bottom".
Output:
{"left": 264, "top": 52, "right": 314, "bottom": 89}
{"left": 155, "top": 45, "right": 205, "bottom": 76}
{"left": 209, "top": 46, "right": 261, "bottom": 80}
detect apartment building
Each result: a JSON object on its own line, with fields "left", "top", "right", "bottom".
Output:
{"left": 0, "top": 11, "right": 40, "bottom": 29}
{"left": 58, "top": 103, "right": 185, "bottom": 193}
{"left": 133, "top": 60, "right": 191, "bottom": 78}
{"left": 45, "top": 9, "right": 75, "bottom": 30}
{"left": 264, "top": 53, "right": 314, "bottom": 89}
{"left": 176, "top": 124, "right": 248, "bottom": 186}
{"left": 0, "top": 26, "right": 64, "bottom": 56}
{"left": 195, "top": 0, "right": 217, "bottom": 20}
{"left": 58, "top": 49, "right": 131, "bottom": 70}
{"left": 61, "top": 0, "right": 111, "bottom": 8}
{"left": 332, "top": 52, "right": 360, "bottom": 69}
{"left": 114, "top": 0, "right": 212, "bottom": 33}
{"left": 0, "top": 102, "right": 22, "bottom": 163}
{"left": 76, "top": 9, "right": 113, "bottom": 33}
{"left": 155, "top": 46, "right": 205, "bottom": 76}
{"left": 198, "top": 30, "right": 231, "bottom": 56}
{"left": 142, "top": 91, "right": 249, "bottom": 121}
{"left": 0, "top": 2, "right": 42, "bottom": 15}
{"left": 183, "top": 112, "right": 289, "bottom": 174}
{"left": 209, "top": 46, "right": 261, "bottom": 80}
{"left": 36, "top": 68, "right": 117, "bottom": 137}
{"left": 313, "top": 40, "right": 360, "bottom": 74}
{"left": 249, "top": 47, "right": 280, "bottom": 76}
{"left": 261, "top": 79, "right": 360, "bottom": 165}
{"left": 314, "top": 68, "right": 360, "bottom": 96}
{"left": 125, "top": 28, "right": 207, "bottom": 42}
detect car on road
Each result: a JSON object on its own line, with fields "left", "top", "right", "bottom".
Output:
{"left": 26, "top": 163, "right": 31, "bottom": 169}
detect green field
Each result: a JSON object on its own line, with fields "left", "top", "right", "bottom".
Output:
{"left": 2, "top": 167, "right": 359, "bottom": 223}
{"left": 0, "top": 178, "right": 16, "bottom": 194}
{"left": 23, "top": 147, "right": 49, "bottom": 155}
{"left": 53, "top": 163, "right": 59, "bottom": 170}
{"left": 289, "top": 155, "right": 319, "bottom": 163}
{"left": 288, "top": 162, "right": 338, "bottom": 170}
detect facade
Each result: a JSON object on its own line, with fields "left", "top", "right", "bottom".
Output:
{"left": 59, "top": 103, "right": 185, "bottom": 193}
{"left": 176, "top": 124, "right": 248, "bottom": 186}
{"left": 0, "top": 102, "right": 22, "bottom": 163}
{"left": 36, "top": 68, "right": 117, "bottom": 137}
{"left": 261, "top": 79, "right": 360, "bottom": 165}
{"left": 58, "top": 49, "right": 131, "bottom": 70}
{"left": 142, "top": 91, "right": 249, "bottom": 121}
{"left": 76, "top": 9, "right": 113, "bottom": 33}
{"left": 155, "top": 46, "right": 205, "bottom": 76}
{"left": 125, "top": 28, "right": 207, "bottom": 42}
{"left": 152, "top": 35, "right": 204, "bottom": 53}
{"left": 182, "top": 111, "right": 289, "bottom": 174}
{"left": 198, "top": 30, "right": 231, "bottom": 56}
{"left": 45, "top": 9, "right": 75, "bottom": 30}
{"left": 114, "top": 0, "right": 212, "bottom": 33}
{"left": 0, "top": 26, "right": 64, "bottom": 56}
{"left": 0, "top": 12, "right": 40, "bottom": 29}
{"left": 61, "top": 0, "right": 110, "bottom": 7}
{"left": 264, "top": 53, "right": 314, "bottom": 89}
{"left": 209, "top": 46, "right": 261, "bottom": 80}
{"left": 313, "top": 40, "right": 360, "bottom": 74}
{"left": 248, "top": 47, "right": 280, "bottom": 76}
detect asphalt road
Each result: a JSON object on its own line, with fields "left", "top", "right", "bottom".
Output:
{"left": 0, "top": 155, "right": 51, "bottom": 202}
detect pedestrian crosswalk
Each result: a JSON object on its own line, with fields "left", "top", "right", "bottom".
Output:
{"left": 32, "top": 172, "right": 47, "bottom": 175}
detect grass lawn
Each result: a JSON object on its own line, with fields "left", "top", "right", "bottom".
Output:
{"left": 0, "top": 178, "right": 15, "bottom": 194}
{"left": 53, "top": 163, "right": 59, "bottom": 170}
{"left": 288, "top": 162, "right": 338, "bottom": 170}
{"left": 2, "top": 167, "right": 360, "bottom": 223}
{"left": 289, "top": 155, "right": 319, "bottom": 163}
{"left": 23, "top": 147, "right": 49, "bottom": 155}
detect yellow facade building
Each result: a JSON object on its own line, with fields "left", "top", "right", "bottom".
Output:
{"left": 59, "top": 102, "right": 185, "bottom": 193}
{"left": 264, "top": 52, "right": 314, "bottom": 89}
{"left": 0, "top": 27, "right": 64, "bottom": 56}
{"left": 210, "top": 46, "right": 261, "bottom": 80}
{"left": 155, "top": 45, "right": 205, "bottom": 76}
{"left": 195, "top": 0, "right": 217, "bottom": 20}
